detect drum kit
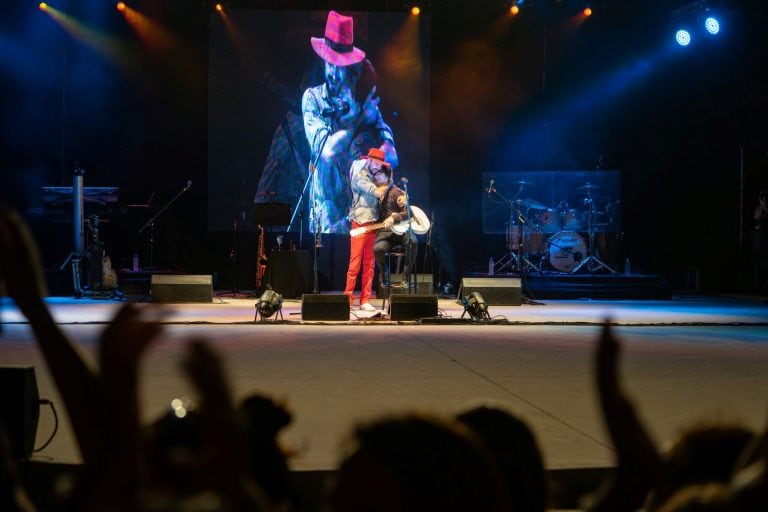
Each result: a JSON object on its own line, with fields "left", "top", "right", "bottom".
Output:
{"left": 493, "top": 180, "right": 618, "bottom": 274}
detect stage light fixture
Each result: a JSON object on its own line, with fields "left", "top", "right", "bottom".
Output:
{"left": 675, "top": 29, "right": 691, "bottom": 46}
{"left": 460, "top": 292, "right": 491, "bottom": 322}
{"left": 117, "top": 2, "right": 126, "bottom": 12}
{"left": 215, "top": 3, "right": 223, "bottom": 12}
{"left": 583, "top": 7, "right": 592, "bottom": 17}
{"left": 704, "top": 16, "right": 720, "bottom": 35}
{"left": 39, "top": 2, "right": 47, "bottom": 10}
{"left": 255, "top": 287, "right": 283, "bottom": 322}
{"left": 510, "top": 5, "right": 520, "bottom": 16}
{"left": 410, "top": 6, "right": 420, "bottom": 16}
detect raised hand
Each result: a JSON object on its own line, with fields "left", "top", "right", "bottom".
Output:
{"left": 730, "top": 411, "right": 768, "bottom": 509}
{"left": 357, "top": 85, "right": 381, "bottom": 128}
{"left": 0, "top": 204, "right": 48, "bottom": 318}
{"left": 182, "top": 339, "right": 270, "bottom": 510}
{"left": 584, "top": 322, "right": 661, "bottom": 511}
{"left": 0, "top": 205, "right": 102, "bottom": 463}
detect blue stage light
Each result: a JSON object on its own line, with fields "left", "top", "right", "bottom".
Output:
{"left": 704, "top": 17, "right": 720, "bottom": 35}
{"left": 675, "top": 29, "right": 691, "bottom": 46}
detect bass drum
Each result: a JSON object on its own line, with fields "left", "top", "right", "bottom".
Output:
{"left": 547, "top": 231, "right": 587, "bottom": 272}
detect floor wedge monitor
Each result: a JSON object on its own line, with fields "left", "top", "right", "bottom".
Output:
{"left": 457, "top": 277, "right": 522, "bottom": 305}
{"left": 389, "top": 294, "right": 438, "bottom": 320}
{"left": 301, "top": 294, "right": 349, "bottom": 321}
{"left": 151, "top": 275, "right": 213, "bottom": 303}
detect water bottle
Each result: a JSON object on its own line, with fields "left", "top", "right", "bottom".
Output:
{"left": 488, "top": 257, "right": 495, "bottom": 276}
{"left": 624, "top": 258, "right": 630, "bottom": 275}
{"left": 132, "top": 253, "right": 140, "bottom": 272}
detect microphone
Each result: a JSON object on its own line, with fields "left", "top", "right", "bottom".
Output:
{"left": 184, "top": 180, "right": 192, "bottom": 191}
{"left": 321, "top": 101, "right": 350, "bottom": 118}
{"left": 487, "top": 179, "right": 495, "bottom": 194}
{"left": 400, "top": 177, "right": 408, "bottom": 184}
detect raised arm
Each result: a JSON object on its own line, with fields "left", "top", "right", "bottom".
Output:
{"left": 0, "top": 205, "right": 100, "bottom": 464}
{"left": 584, "top": 322, "right": 662, "bottom": 511}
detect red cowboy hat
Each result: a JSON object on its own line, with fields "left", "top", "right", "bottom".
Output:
{"left": 363, "top": 148, "right": 391, "bottom": 168}
{"left": 310, "top": 11, "right": 366, "bottom": 67}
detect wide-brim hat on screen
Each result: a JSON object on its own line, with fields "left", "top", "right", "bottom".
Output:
{"left": 363, "top": 148, "right": 391, "bottom": 168}
{"left": 310, "top": 11, "right": 366, "bottom": 67}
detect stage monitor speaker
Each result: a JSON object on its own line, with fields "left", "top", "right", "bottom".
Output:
{"left": 390, "top": 294, "right": 438, "bottom": 321}
{"left": 301, "top": 294, "right": 349, "bottom": 321}
{"left": 0, "top": 367, "right": 39, "bottom": 460}
{"left": 151, "top": 275, "right": 213, "bottom": 303}
{"left": 457, "top": 277, "right": 522, "bottom": 306}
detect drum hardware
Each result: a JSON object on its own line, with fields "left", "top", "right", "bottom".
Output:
{"left": 490, "top": 182, "right": 542, "bottom": 274}
{"left": 569, "top": 185, "right": 617, "bottom": 274}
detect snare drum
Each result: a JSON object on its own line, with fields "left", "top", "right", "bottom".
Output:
{"left": 547, "top": 231, "right": 587, "bottom": 272}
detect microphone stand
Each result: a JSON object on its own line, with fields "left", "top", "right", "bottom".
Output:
{"left": 401, "top": 178, "right": 415, "bottom": 293}
{"left": 138, "top": 181, "right": 191, "bottom": 272}
{"left": 288, "top": 128, "right": 331, "bottom": 293}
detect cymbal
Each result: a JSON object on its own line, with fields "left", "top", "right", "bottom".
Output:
{"left": 517, "top": 198, "right": 548, "bottom": 210}
{"left": 577, "top": 182, "right": 599, "bottom": 190}
{"left": 513, "top": 179, "right": 533, "bottom": 186}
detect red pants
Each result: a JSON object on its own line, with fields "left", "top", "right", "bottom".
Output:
{"left": 344, "top": 221, "right": 377, "bottom": 305}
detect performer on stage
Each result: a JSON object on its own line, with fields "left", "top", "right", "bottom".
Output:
{"left": 302, "top": 10, "right": 397, "bottom": 233}
{"left": 373, "top": 168, "right": 418, "bottom": 288}
{"left": 344, "top": 148, "right": 391, "bottom": 311}
{"left": 753, "top": 190, "right": 768, "bottom": 292}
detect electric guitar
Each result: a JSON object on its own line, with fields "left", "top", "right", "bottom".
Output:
{"left": 350, "top": 205, "right": 431, "bottom": 238}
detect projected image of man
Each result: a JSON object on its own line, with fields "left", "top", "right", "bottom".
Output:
{"left": 302, "top": 11, "right": 398, "bottom": 233}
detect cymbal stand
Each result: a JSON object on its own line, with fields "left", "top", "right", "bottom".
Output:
{"left": 493, "top": 189, "right": 541, "bottom": 274}
{"left": 571, "top": 190, "right": 617, "bottom": 274}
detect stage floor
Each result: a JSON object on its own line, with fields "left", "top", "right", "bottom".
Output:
{"left": 2, "top": 295, "right": 768, "bottom": 472}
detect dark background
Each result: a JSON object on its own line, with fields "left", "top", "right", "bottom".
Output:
{"left": 1, "top": 0, "right": 766, "bottom": 293}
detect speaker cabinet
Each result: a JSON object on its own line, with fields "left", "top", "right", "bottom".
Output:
{"left": 389, "top": 294, "right": 438, "bottom": 320}
{"left": 0, "top": 367, "right": 39, "bottom": 460}
{"left": 151, "top": 275, "right": 213, "bottom": 303}
{"left": 301, "top": 294, "right": 349, "bottom": 321}
{"left": 457, "top": 277, "right": 522, "bottom": 305}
